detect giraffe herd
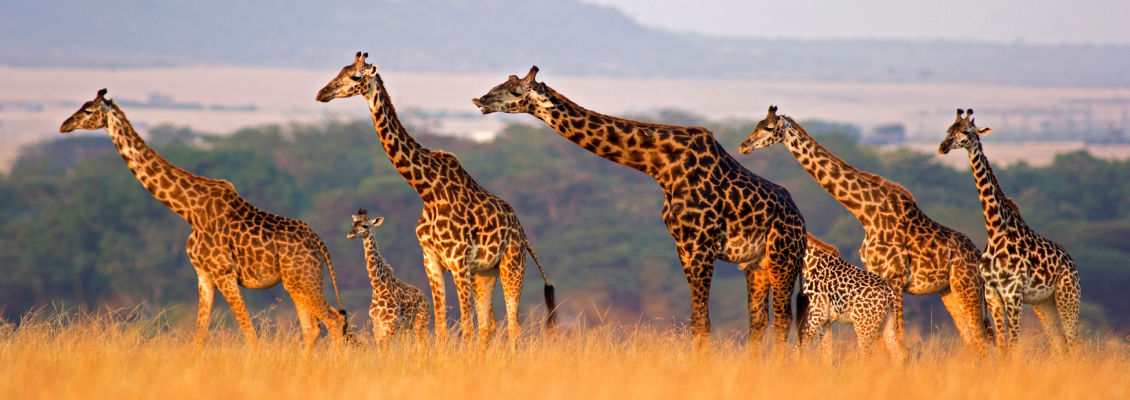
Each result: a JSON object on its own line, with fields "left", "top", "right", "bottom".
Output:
{"left": 58, "top": 52, "right": 1081, "bottom": 359}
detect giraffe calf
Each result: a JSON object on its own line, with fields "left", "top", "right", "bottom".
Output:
{"left": 347, "top": 209, "right": 430, "bottom": 349}
{"left": 799, "top": 233, "right": 907, "bottom": 361}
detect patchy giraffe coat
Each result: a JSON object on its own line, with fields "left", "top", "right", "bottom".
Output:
{"left": 347, "top": 210, "right": 429, "bottom": 347}
{"left": 473, "top": 67, "right": 807, "bottom": 349}
{"left": 939, "top": 109, "right": 1080, "bottom": 354}
{"left": 739, "top": 106, "right": 993, "bottom": 355}
{"left": 60, "top": 89, "right": 349, "bottom": 355}
{"left": 799, "top": 234, "right": 906, "bottom": 360}
{"left": 317, "top": 53, "right": 555, "bottom": 349}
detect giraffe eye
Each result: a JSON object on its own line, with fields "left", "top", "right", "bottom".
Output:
{"left": 350, "top": 76, "right": 363, "bottom": 82}
{"left": 509, "top": 90, "right": 521, "bottom": 96}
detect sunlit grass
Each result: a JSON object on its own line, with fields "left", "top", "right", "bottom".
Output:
{"left": 1, "top": 308, "right": 1127, "bottom": 400}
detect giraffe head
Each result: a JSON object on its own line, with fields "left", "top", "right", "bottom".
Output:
{"left": 346, "top": 208, "right": 385, "bottom": 240}
{"left": 938, "top": 108, "right": 993, "bottom": 154}
{"left": 738, "top": 105, "right": 786, "bottom": 154}
{"left": 60, "top": 88, "right": 113, "bottom": 133}
{"left": 471, "top": 66, "right": 555, "bottom": 114}
{"left": 316, "top": 52, "right": 380, "bottom": 102}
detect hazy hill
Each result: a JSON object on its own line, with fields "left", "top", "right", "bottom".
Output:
{"left": 4, "top": 0, "right": 1130, "bottom": 86}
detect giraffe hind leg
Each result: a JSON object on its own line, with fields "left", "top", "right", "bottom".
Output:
{"left": 765, "top": 223, "right": 804, "bottom": 351}
{"left": 743, "top": 264, "right": 771, "bottom": 345}
{"left": 1055, "top": 271, "right": 1081, "bottom": 350}
{"left": 1032, "top": 298, "right": 1067, "bottom": 354}
{"left": 499, "top": 240, "right": 528, "bottom": 350}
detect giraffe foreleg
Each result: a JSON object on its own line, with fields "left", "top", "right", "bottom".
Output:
{"left": 449, "top": 261, "right": 476, "bottom": 345}
{"left": 214, "top": 274, "right": 257, "bottom": 346}
{"left": 678, "top": 251, "right": 716, "bottom": 351}
{"left": 413, "top": 292, "right": 431, "bottom": 352}
{"left": 423, "top": 250, "right": 448, "bottom": 347}
{"left": 472, "top": 269, "right": 500, "bottom": 349}
{"left": 984, "top": 287, "right": 1009, "bottom": 349}
{"left": 192, "top": 272, "right": 216, "bottom": 349}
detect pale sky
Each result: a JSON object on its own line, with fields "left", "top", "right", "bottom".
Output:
{"left": 582, "top": 0, "right": 1130, "bottom": 45}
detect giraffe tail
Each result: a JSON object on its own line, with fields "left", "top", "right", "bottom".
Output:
{"left": 525, "top": 242, "right": 557, "bottom": 331}
{"left": 794, "top": 274, "right": 810, "bottom": 344}
{"left": 316, "top": 237, "right": 352, "bottom": 340}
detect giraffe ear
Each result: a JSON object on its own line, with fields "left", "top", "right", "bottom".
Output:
{"left": 977, "top": 126, "right": 993, "bottom": 136}
{"left": 528, "top": 85, "right": 554, "bottom": 108}
{"left": 369, "top": 217, "right": 384, "bottom": 227}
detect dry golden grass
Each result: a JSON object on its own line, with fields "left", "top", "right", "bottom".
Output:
{"left": 1, "top": 308, "right": 1128, "bottom": 400}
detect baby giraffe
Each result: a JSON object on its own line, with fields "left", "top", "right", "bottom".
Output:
{"left": 799, "top": 233, "right": 906, "bottom": 361}
{"left": 347, "top": 209, "right": 430, "bottom": 349}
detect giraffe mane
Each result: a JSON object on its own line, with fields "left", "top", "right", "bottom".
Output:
{"left": 805, "top": 233, "right": 840, "bottom": 257}
{"left": 542, "top": 85, "right": 711, "bottom": 133}
{"left": 784, "top": 116, "right": 918, "bottom": 204}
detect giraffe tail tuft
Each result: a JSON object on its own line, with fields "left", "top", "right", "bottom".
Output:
{"left": 544, "top": 283, "right": 557, "bottom": 329}
{"left": 525, "top": 241, "right": 557, "bottom": 331}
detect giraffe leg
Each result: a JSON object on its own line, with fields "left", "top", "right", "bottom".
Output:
{"left": 372, "top": 308, "right": 394, "bottom": 353}
{"left": 765, "top": 225, "right": 803, "bottom": 352}
{"left": 945, "top": 255, "right": 991, "bottom": 355}
{"left": 1032, "top": 298, "right": 1066, "bottom": 355}
{"left": 472, "top": 269, "right": 500, "bottom": 348}
{"left": 281, "top": 252, "right": 345, "bottom": 350}
{"left": 799, "top": 302, "right": 827, "bottom": 351}
{"left": 881, "top": 306, "right": 908, "bottom": 363}
{"left": 1054, "top": 271, "right": 1081, "bottom": 350}
{"left": 214, "top": 275, "right": 257, "bottom": 345}
{"left": 984, "top": 287, "right": 1008, "bottom": 349}
{"left": 742, "top": 263, "right": 771, "bottom": 345}
{"left": 499, "top": 241, "right": 527, "bottom": 351}
{"left": 414, "top": 295, "right": 430, "bottom": 352}
{"left": 449, "top": 262, "right": 476, "bottom": 345}
{"left": 294, "top": 301, "right": 319, "bottom": 358}
{"left": 852, "top": 307, "right": 883, "bottom": 360}
{"left": 423, "top": 250, "right": 448, "bottom": 347}
{"left": 192, "top": 272, "right": 216, "bottom": 349}
{"left": 679, "top": 252, "right": 715, "bottom": 351}
{"left": 1001, "top": 294, "right": 1024, "bottom": 351}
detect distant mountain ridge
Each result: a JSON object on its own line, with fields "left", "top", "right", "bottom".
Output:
{"left": 3, "top": 0, "right": 1129, "bottom": 86}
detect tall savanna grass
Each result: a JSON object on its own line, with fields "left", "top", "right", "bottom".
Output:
{"left": 1, "top": 307, "right": 1127, "bottom": 400}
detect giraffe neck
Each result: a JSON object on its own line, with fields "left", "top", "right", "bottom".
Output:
{"left": 362, "top": 235, "right": 396, "bottom": 290}
{"left": 104, "top": 103, "right": 207, "bottom": 223}
{"left": 964, "top": 138, "right": 1021, "bottom": 235}
{"left": 531, "top": 86, "right": 661, "bottom": 176}
{"left": 363, "top": 73, "right": 443, "bottom": 198}
{"left": 778, "top": 117, "right": 896, "bottom": 223}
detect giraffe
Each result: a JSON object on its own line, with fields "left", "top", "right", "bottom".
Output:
{"left": 346, "top": 208, "right": 430, "bottom": 350}
{"left": 799, "top": 233, "right": 906, "bottom": 361}
{"left": 60, "top": 89, "right": 348, "bottom": 354}
{"left": 938, "top": 109, "right": 1080, "bottom": 353}
{"left": 738, "top": 105, "right": 992, "bottom": 355}
{"left": 316, "top": 53, "right": 556, "bottom": 349}
{"left": 473, "top": 67, "right": 808, "bottom": 350}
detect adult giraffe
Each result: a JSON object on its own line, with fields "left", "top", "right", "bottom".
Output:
{"left": 317, "top": 53, "right": 555, "bottom": 349}
{"left": 60, "top": 89, "right": 348, "bottom": 355}
{"left": 473, "top": 67, "right": 807, "bottom": 349}
{"left": 938, "top": 109, "right": 1079, "bottom": 353}
{"left": 738, "top": 105, "right": 992, "bottom": 354}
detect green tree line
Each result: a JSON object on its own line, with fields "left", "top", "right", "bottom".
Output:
{"left": 1, "top": 114, "right": 1127, "bottom": 336}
